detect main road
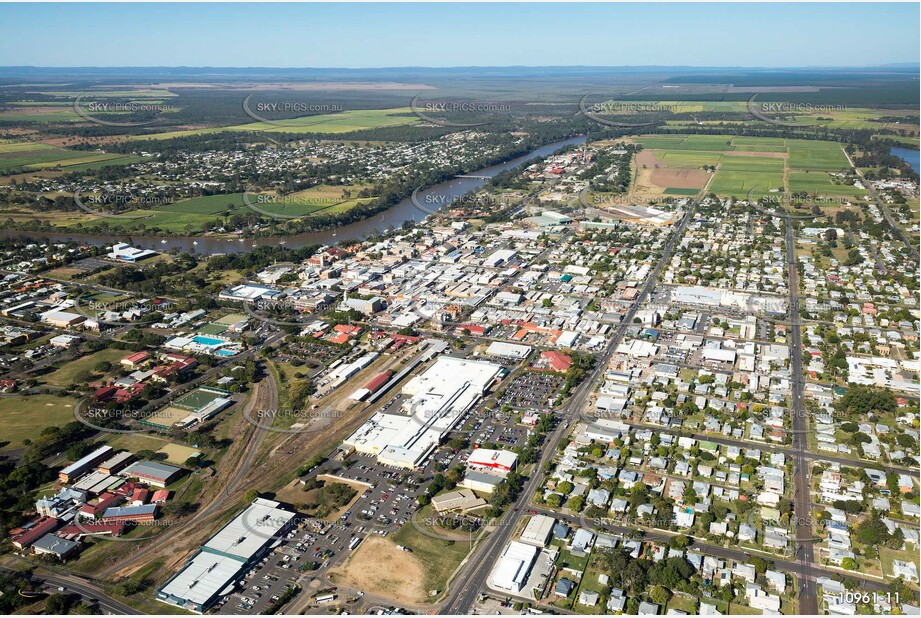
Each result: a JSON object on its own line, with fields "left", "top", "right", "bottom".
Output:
{"left": 786, "top": 217, "right": 819, "bottom": 614}
{"left": 442, "top": 204, "right": 695, "bottom": 614}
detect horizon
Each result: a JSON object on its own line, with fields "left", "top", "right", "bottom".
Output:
{"left": 0, "top": 3, "right": 917, "bottom": 68}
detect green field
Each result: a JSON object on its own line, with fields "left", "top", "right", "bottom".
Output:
{"left": 42, "top": 348, "right": 127, "bottom": 387}
{"left": 786, "top": 139, "right": 851, "bottom": 170}
{"left": 69, "top": 186, "right": 376, "bottom": 232}
{"left": 660, "top": 150, "right": 723, "bottom": 167}
{"left": 788, "top": 171, "right": 868, "bottom": 197}
{"left": 0, "top": 141, "right": 57, "bottom": 153}
{"left": 0, "top": 394, "right": 77, "bottom": 450}
{"left": 664, "top": 187, "right": 700, "bottom": 195}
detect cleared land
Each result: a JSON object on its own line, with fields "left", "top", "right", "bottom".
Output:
{"left": 331, "top": 535, "right": 429, "bottom": 604}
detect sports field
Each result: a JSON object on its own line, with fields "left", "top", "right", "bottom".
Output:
{"left": 174, "top": 386, "right": 230, "bottom": 411}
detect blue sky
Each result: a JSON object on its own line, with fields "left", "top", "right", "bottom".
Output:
{"left": 0, "top": 3, "right": 917, "bottom": 68}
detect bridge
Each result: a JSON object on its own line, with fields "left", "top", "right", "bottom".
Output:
{"left": 455, "top": 174, "right": 491, "bottom": 180}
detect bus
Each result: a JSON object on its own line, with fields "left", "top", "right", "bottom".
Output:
{"left": 348, "top": 537, "right": 362, "bottom": 551}
{"left": 316, "top": 594, "right": 336, "bottom": 605}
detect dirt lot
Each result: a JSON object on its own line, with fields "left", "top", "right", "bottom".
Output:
{"left": 330, "top": 536, "right": 428, "bottom": 604}
{"left": 650, "top": 166, "right": 709, "bottom": 189}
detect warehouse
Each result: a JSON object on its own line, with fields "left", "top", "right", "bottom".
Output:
{"left": 119, "top": 461, "right": 182, "bottom": 487}
{"left": 157, "top": 498, "right": 297, "bottom": 613}
{"left": 460, "top": 470, "right": 505, "bottom": 494}
{"left": 343, "top": 355, "right": 503, "bottom": 468}
{"left": 520, "top": 514, "right": 555, "bottom": 548}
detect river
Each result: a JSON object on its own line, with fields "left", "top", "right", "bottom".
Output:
{"left": 890, "top": 145, "right": 919, "bottom": 173}
{"left": 2, "top": 136, "right": 587, "bottom": 255}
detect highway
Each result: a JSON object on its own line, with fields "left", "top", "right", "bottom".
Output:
{"left": 442, "top": 204, "right": 695, "bottom": 613}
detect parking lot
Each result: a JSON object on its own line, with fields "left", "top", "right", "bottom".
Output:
{"left": 498, "top": 371, "right": 564, "bottom": 411}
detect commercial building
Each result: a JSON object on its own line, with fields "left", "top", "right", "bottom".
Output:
{"left": 157, "top": 498, "right": 297, "bottom": 613}
{"left": 108, "top": 243, "right": 157, "bottom": 263}
{"left": 431, "top": 489, "right": 487, "bottom": 513}
{"left": 485, "top": 341, "right": 531, "bottom": 360}
{"left": 466, "top": 448, "right": 518, "bottom": 475}
{"left": 460, "top": 470, "right": 505, "bottom": 494}
{"left": 343, "top": 355, "right": 503, "bottom": 468}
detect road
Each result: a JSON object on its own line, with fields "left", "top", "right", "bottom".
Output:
{"left": 613, "top": 420, "right": 919, "bottom": 478}
{"left": 527, "top": 505, "right": 896, "bottom": 597}
{"left": 442, "top": 204, "right": 695, "bottom": 614}
{"left": 786, "top": 216, "right": 818, "bottom": 614}
{"left": 842, "top": 148, "right": 919, "bottom": 261}
{"left": 0, "top": 565, "right": 142, "bottom": 615}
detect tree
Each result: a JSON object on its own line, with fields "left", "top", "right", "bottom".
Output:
{"left": 650, "top": 585, "right": 670, "bottom": 605}
{"left": 841, "top": 557, "right": 859, "bottom": 571}
{"left": 567, "top": 495, "right": 584, "bottom": 512}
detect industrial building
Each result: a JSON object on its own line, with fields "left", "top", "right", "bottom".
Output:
{"left": 520, "top": 514, "right": 555, "bottom": 547}
{"left": 343, "top": 355, "right": 503, "bottom": 468}
{"left": 488, "top": 541, "right": 538, "bottom": 593}
{"left": 157, "top": 498, "right": 297, "bottom": 613}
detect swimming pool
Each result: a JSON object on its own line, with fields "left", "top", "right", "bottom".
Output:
{"left": 192, "top": 335, "right": 226, "bottom": 347}
{"left": 215, "top": 348, "right": 237, "bottom": 357}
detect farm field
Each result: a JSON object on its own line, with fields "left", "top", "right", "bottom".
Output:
{"left": 0, "top": 141, "right": 136, "bottom": 174}
{"left": 128, "top": 107, "right": 419, "bottom": 140}
{"left": 630, "top": 134, "right": 865, "bottom": 199}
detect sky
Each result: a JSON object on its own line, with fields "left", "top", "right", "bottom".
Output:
{"left": 0, "top": 3, "right": 918, "bottom": 68}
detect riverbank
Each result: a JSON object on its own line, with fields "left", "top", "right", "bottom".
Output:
{"left": 1, "top": 135, "right": 587, "bottom": 254}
